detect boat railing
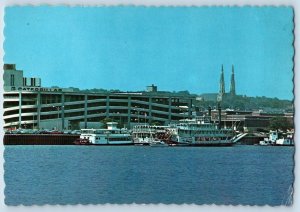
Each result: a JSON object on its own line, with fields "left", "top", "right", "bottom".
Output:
{"left": 231, "top": 133, "right": 248, "bottom": 143}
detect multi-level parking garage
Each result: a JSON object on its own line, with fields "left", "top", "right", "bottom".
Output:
{"left": 4, "top": 91, "right": 194, "bottom": 130}
{"left": 3, "top": 64, "right": 195, "bottom": 130}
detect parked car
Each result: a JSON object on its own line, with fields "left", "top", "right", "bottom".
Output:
{"left": 63, "top": 130, "right": 72, "bottom": 134}
{"left": 38, "top": 129, "right": 51, "bottom": 134}
{"left": 4, "top": 130, "right": 12, "bottom": 134}
{"left": 49, "top": 130, "right": 64, "bottom": 134}
{"left": 71, "top": 130, "right": 81, "bottom": 135}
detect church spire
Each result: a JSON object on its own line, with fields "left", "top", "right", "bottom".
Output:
{"left": 219, "top": 65, "right": 225, "bottom": 96}
{"left": 230, "top": 65, "right": 236, "bottom": 95}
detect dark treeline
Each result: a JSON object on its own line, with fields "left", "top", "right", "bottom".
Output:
{"left": 71, "top": 87, "right": 192, "bottom": 96}
{"left": 195, "top": 95, "right": 293, "bottom": 113}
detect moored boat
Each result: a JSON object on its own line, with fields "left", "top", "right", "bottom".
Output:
{"left": 274, "top": 132, "right": 294, "bottom": 146}
{"left": 76, "top": 122, "right": 133, "bottom": 145}
{"left": 149, "top": 139, "right": 169, "bottom": 147}
{"left": 166, "top": 118, "right": 247, "bottom": 146}
{"left": 275, "top": 137, "right": 294, "bottom": 146}
{"left": 132, "top": 125, "right": 168, "bottom": 145}
{"left": 259, "top": 131, "right": 294, "bottom": 146}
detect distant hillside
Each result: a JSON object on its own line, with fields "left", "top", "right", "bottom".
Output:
{"left": 195, "top": 95, "right": 293, "bottom": 113}
{"left": 74, "top": 88, "right": 194, "bottom": 96}
{"left": 70, "top": 87, "right": 293, "bottom": 113}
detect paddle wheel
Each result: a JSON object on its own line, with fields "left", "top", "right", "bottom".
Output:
{"left": 155, "top": 129, "right": 176, "bottom": 145}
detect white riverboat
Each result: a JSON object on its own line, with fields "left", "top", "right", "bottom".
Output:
{"left": 132, "top": 118, "right": 247, "bottom": 147}
{"left": 132, "top": 125, "right": 168, "bottom": 145}
{"left": 75, "top": 122, "right": 132, "bottom": 145}
{"left": 168, "top": 118, "right": 247, "bottom": 146}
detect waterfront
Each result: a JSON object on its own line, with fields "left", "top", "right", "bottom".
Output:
{"left": 4, "top": 145, "right": 294, "bottom": 205}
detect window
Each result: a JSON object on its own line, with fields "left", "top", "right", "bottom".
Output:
{"left": 11, "top": 74, "right": 14, "bottom": 86}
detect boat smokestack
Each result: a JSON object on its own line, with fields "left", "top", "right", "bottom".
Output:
{"left": 208, "top": 106, "right": 212, "bottom": 123}
{"left": 218, "top": 103, "right": 222, "bottom": 129}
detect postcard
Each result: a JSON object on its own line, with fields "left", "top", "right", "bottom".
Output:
{"left": 3, "top": 5, "right": 294, "bottom": 206}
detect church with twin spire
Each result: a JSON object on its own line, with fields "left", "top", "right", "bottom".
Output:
{"left": 218, "top": 65, "right": 236, "bottom": 101}
{"left": 198, "top": 65, "right": 237, "bottom": 102}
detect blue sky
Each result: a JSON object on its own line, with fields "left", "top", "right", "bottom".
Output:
{"left": 4, "top": 6, "right": 294, "bottom": 100}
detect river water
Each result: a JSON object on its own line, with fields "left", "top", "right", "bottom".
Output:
{"left": 4, "top": 145, "right": 294, "bottom": 205}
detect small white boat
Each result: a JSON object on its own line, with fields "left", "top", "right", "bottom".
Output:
{"left": 259, "top": 138, "right": 273, "bottom": 146}
{"left": 259, "top": 131, "right": 294, "bottom": 146}
{"left": 275, "top": 134, "right": 294, "bottom": 146}
{"left": 149, "top": 140, "right": 168, "bottom": 147}
{"left": 275, "top": 138, "right": 294, "bottom": 146}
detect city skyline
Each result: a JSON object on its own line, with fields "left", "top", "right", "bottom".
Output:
{"left": 4, "top": 6, "right": 294, "bottom": 100}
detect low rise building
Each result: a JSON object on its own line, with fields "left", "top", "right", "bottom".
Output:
{"left": 210, "top": 110, "right": 293, "bottom": 132}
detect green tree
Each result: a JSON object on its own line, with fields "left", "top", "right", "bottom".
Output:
{"left": 101, "top": 117, "right": 124, "bottom": 128}
{"left": 269, "top": 117, "right": 293, "bottom": 131}
{"left": 150, "top": 121, "right": 161, "bottom": 126}
{"left": 101, "top": 117, "right": 114, "bottom": 128}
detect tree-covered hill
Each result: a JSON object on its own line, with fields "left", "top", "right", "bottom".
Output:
{"left": 195, "top": 94, "right": 293, "bottom": 113}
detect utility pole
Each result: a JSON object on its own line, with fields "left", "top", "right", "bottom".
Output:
{"left": 53, "top": 106, "right": 63, "bottom": 131}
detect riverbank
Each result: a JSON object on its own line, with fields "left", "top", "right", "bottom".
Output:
{"left": 2, "top": 133, "right": 276, "bottom": 146}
